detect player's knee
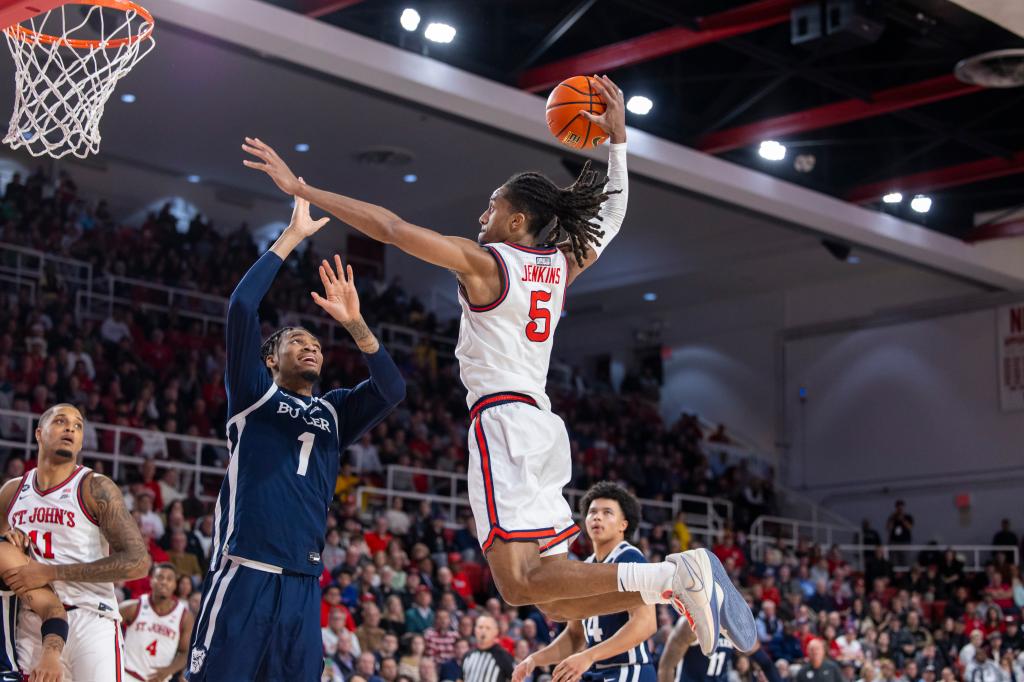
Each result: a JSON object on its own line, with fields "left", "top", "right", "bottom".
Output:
{"left": 537, "top": 601, "right": 570, "bottom": 623}
{"left": 491, "top": 572, "right": 533, "bottom": 606}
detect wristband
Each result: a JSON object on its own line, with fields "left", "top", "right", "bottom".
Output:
{"left": 41, "top": 618, "right": 68, "bottom": 643}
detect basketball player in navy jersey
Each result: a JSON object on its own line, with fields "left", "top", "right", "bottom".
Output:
{"left": 242, "top": 75, "right": 755, "bottom": 658}
{"left": 658, "top": 618, "right": 781, "bottom": 682}
{"left": 512, "top": 482, "right": 655, "bottom": 682}
{"left": 185, "top": 187, "right": 405, "bottom": 681}
{"left": 0, "top": 540, "right": 66, "bottom": 681}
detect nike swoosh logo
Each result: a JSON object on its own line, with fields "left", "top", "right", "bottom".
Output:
{"left": 683, "top": 555, "right": 705, "bottom": 593}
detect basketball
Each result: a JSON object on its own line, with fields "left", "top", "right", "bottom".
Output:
{"left": 545, "top": 75, "right": 607, "bottom": 149}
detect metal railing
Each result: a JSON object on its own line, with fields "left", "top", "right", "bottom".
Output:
{"left": 354, "top": 485, "right": 720, "bottom": 546}
{"left": 0, "top": 408, "right": 227, "bottom": 502}
{"left": 383, "top": 464, "right": 730, "bottom": 534}
{"left": 749, "top": 514, "right": 862, "bottom": 561}
{"left": 0, "top": 243, "right": 92, "bottom": 295}
{"left": 73, "top": 271, "right": 459, "bottom": 359}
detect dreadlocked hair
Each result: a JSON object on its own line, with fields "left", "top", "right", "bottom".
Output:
{"left": 503, "top": 161, "right": 621, "bottom": 267}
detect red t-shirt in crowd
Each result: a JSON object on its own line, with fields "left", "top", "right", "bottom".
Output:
{"left": 365, "top": 531, "right": 393, "bottom": 555}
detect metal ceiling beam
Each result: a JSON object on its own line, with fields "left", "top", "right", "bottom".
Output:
{"left": 514, "top": 0, "right": 598, "bottom": 72}
{"left": 698, "top": 75, "right": 983, "bottom": 154}
{"left": 966, "top": 219, "right": 1024, "bottom": 243}
{"left": 298, "top": 0, "right": 365, "bottom": 19}
{"left": 846, "top": 150, "right": 1024, "bottom": 203}
{"left": 518, "top": 0, "right": 803, "bottom": 92}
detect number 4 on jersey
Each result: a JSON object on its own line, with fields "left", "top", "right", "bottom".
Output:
{"left": 146, "top": 639, "right": 158, "bottom": 656}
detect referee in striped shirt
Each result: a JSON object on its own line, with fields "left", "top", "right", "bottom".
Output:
{"left": 462, "top": 615, "right": 515, "bottom": 682}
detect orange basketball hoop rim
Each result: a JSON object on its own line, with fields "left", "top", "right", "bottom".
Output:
{"left": 4, "top": 0, "right": 153, "bottom": 49}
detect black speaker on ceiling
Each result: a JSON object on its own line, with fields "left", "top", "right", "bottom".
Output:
{"left": 791, "top": 0, "right": 884, "bottom": 52}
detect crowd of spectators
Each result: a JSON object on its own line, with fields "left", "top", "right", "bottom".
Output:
{"left": 3, "top": 169, "right": 1021, "bottom": 682}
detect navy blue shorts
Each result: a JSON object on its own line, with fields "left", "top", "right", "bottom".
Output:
{"left": 186, "top": 560, "right": 322, "bottom": 682}
{"left": 584, "top": 664, "right": 657, "bottom": 682}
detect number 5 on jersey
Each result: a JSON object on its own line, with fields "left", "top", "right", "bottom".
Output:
{"left": 526, "top": 290, "right": 552, "bottom": 342}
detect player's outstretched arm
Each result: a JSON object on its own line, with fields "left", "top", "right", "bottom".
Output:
{"left": 226, "top": 186, "right": 328, "bottom": 406}
{"left": 0, "top": 542, "right": 66, "bottom": 682}
{"left": 242, "top": 137, "right": 497, "bottom": 280}
{"left": 564, "top": 75, "right": 628, "bottom": 287}
{"left": 552, "top": 604, "right": 656, "bottom": 682}
{"left": 513, "top": 620, "right": 586, "bottom": 682}
{"left": 3, "top": 474, "right": 150, "bottom": 592}
{"left": 312, "top": 256, "right": 406, "bottom": 425}
{"left": 658, "top": 618, "right": 696, "bottom": 682}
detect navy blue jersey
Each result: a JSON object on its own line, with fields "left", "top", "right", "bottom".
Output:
{"left": 677, "top": 635, "right": 734, "bottom": 682}
{"left": 583, "top": 542, "right": 652, "bottom": 667}
{"left": 212, "top": 252, "right": 404, "bottom": 576}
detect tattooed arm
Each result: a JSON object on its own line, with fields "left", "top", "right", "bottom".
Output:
{"left": 3, "top": 473, "right": 150, "bottom": 593}
{"left": 62, "top": 473, "right": 151, "bottom": 582}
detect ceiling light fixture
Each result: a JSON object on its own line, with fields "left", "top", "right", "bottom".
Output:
{"left": 626, "top": 96, "right": 653, "bottom": 115}
{"left": 186, "top": 175, "right": 201, "bottom": 184}
{"left": 294, "top": 143, "right": 310, "bottom": 153}
{"left": 910, "top": 195, "right": 932, "bottom": 213}
{"left": 120, "top": 93, "right": 136, "bottom": 103}
{"left": 643, "top": 292, "right": 657, "bottom": 302}
{"left": 758, "top": 140, "right": 787, "bottom": 161}
{"left": 400, "top": 8, "right": 420, "bottom": 32}
{"left": 882, "top": 192, "right": 903, "bottom": 204}
{"left": 424, "top": 22, "right": 456, "bottom": 43}
{"left": 403, "top": 174, "right": 418, "bottom": 183}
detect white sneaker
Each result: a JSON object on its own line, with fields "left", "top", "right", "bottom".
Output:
{"left": 666, "top": 549, "right": 721, "bottom": 656}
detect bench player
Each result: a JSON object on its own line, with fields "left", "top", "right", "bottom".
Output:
{"left": 122, "top": 563, "right": 193, "bottom": 681}
{"left": 0, "top": 403, "right": 151, "bottom": 680}
{"left": 512, "top": 482, "right": 656, "bottom": 682}
{"left": 185, "top": 190, "right": 405, "bottom": 680}
{"left": 242, "top": 75, "right": 755, "bottom": 656}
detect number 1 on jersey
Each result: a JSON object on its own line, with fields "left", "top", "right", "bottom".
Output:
{"left": 296, "top": 432, "right": 315, "bottom": 476}
{"left": 526, "top": 290, "right": 553, "bottom": 342}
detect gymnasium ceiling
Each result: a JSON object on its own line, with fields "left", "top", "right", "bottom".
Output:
{"left": 261, "top": 0, "right": 1024, "bottom": 242}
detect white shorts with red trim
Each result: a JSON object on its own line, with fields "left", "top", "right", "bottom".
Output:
{"left": 18, "top": 606, "right": 124, "bottom": 681}
{"left": 468, "top": 394, "right": 579, "bottom": 557}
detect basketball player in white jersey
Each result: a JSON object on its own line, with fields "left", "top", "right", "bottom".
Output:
{"left": 121, "top": 563, "right": 193, "bottom": 682}
{"left": 243, "top": 74, "right": 756, "bottom": 656}
{"left": 0, "top": 403, "right": 152, "bottom": 680}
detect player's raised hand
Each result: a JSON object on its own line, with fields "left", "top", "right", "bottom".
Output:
{"left": 512, "top": 655, "right": 537, "bottom": 682}
{"left": 288, "top": 178, "right": 330, "bottom": 239}
{"left": 311, "top": 254, "right": 361, "bottom": 325}
{"left": 242, "top": 137, "right": 302, "bottom": 195}
{"left": 580, "top": 75, "right": 626, "bottom": 144}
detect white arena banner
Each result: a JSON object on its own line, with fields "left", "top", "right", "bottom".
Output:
{"left": 998, "top": 303, "right": 1024, "bottom": 411}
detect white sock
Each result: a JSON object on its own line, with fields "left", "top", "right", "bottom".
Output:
{"left": 641, "top": 590, "right": 671, "bottom": 605}
{"left": 617, "top": 562, "right": 673, "bottom": 595}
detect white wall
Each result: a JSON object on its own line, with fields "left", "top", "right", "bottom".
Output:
{"left": 783, "top": 301, "right": 1024, "bottom": 543}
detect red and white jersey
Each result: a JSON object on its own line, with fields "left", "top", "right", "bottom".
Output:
{"left": 124, "top": 594, "right": 187, "bottom": 681}
{"left": 6, "top": 465, "right": 120, "bottom": 618}
{"left": 456, "top": 242, "right": 568, "bottom": 410}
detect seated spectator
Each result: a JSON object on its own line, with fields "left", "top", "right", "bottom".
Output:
{"left": 398, "top": 634, "right": 426, "bottom": 681}
{"left": 357, "top": 602, "right": 387, "bottom": 655}
{"left": 796, "top": 639, "right": 842, "bottom": 682}
{"left": 166, "top": 531, "right": 202, "bottom": 580}
{"left": 322, "top": 584, "right": 357, "bottom": 630}
{"left": 423, "top": 609, "right": 457, "bottom": 663}
{"left": 406, "top": 586, "right": 434, "bottom": 634}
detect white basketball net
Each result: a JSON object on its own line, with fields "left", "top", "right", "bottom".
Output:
{"left": 3, "top": 2, "right": 154, "bottom": 159}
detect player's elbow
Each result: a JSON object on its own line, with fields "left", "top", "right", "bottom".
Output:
{"left": 227, "top": 292, "right": 257, "bottom": 320}
{"left": 386, "top": 375, "right": 407, "bottom": 405}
